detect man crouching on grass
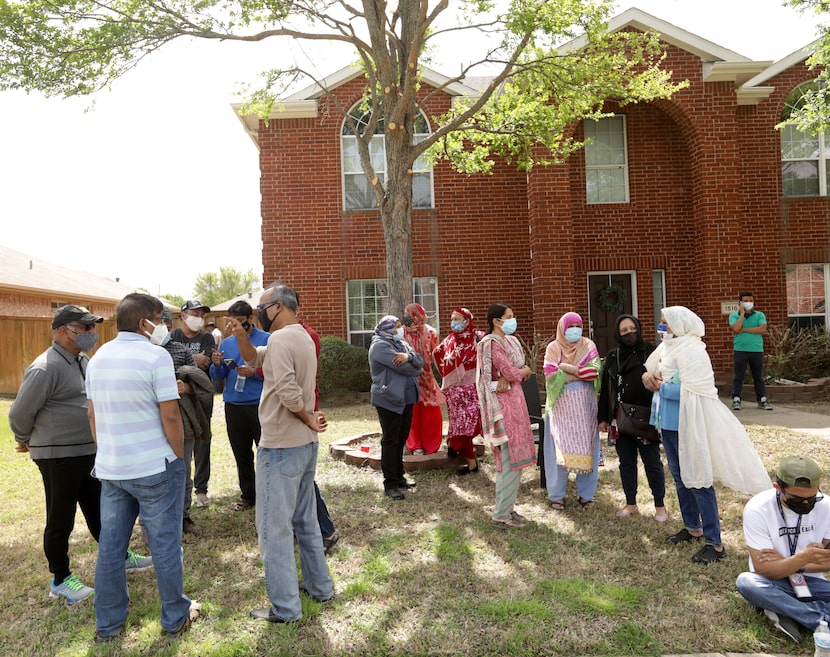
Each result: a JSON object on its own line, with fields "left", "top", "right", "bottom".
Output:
{"left": 736, "top": 455, "right": 830, "bottom": 643}
{"left": 229, "top": 282, "right": 333, "bottom": 623}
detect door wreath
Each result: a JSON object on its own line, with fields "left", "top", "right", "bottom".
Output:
{"left": 598, "top": 285, "right": 627, "bottom": 313}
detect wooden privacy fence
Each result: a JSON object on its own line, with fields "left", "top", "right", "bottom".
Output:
{"left": 0, "top": 316, "right": 118, "bottom": 396}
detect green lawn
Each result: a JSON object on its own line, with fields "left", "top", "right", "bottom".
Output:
{"left": 0, "top": 397, "right": 820, "bottom": 656}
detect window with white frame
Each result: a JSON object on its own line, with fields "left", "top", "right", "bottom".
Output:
{"left": 781, "top": 82, "right": 830, "bottom": 197}
{"left": 346, "top": 277, "right": 439, "bottom": 348}
{"left": 341, "top": 105, "right": 433, "bottom": 211}
{"left": 787, "top": 263, "right": 827, "bottom": 330}
{"left": 584, "top": 115, "right": 629, "bottom": 204}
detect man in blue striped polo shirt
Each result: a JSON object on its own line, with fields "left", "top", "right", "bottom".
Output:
{"left": 86, "top": 293, "right": 199, "bottom": 641}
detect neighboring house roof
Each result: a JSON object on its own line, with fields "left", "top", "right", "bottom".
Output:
{"left": 0, "top": 245, "right": 145, "bottom": 303}
{"left": 211, "top": 289, "right": 265, "bottom": 312}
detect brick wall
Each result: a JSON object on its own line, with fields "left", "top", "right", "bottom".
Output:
{"left": 257, "top": 44, "right": 830, "bottom": 373}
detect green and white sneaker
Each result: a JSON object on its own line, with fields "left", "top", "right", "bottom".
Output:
{"left": 125, "top": 549, "right": 154, "bottom": 574}
{"left": 49, "top": 574, "right": 94, "bottom": 604}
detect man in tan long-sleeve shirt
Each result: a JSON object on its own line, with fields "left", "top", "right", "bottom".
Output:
{"left": 229, "top": 283, "right": 333, "bottom": 623}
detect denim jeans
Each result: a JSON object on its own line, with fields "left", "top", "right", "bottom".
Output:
{"left": 95, "top": 458, "right": 191, "bottom": 637}
{"left": 256, "top": 443, "right": 333, "bottom": 621}
{"left": 543, "top": 420, "right": 600, "bottom": 502}
{"left": 661, "top": 429, "right": 722, "bottom": 546}
{"left": 614, "top": 434, "right": 665, "bottom": 507}
{"left": 736, "top": 572, "right": 830, "bottom": 630}
{"left": 183, "top": 436, "right": 194, "bottom": 519}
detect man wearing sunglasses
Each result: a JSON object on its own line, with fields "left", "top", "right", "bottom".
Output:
{"left": 736, "top": 455, "right": 830, "bottom": 643}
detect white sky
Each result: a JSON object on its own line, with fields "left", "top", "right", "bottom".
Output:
{"left": 0, "top": 0, "right": 820, "bottom": 298}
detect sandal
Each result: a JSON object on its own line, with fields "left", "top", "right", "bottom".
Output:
{"left": 232, "top": 501, "right": 254, "bottom": 512}
{"left": 492, "top": 516, "right": 524, "bottom": 529}
{"left": 549, "top": 499, "right": 565, "bottom": 511}
{"left": 578, "top": 497, "right": 595, "bottom": 510}
{"left": 510, "top": 510, "right": 528, "bottom": 524}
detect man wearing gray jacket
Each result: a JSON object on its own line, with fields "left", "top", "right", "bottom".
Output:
{"left": 9, "top": 305, "right": 152, "bottom": 604}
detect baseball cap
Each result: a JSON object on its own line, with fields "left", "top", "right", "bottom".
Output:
{"left": 161, "top": 308, "right": 174, "bottom": 323}
{"left": 52, "top": 304, "right": 104, "bottom": 329}
{"left": 181, "top": 299, "right": 210, "bottom": 313}
{"left": 778, "top": 456, "right": 821, "bottom": 488}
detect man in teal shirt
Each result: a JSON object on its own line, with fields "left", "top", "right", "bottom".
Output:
{"left": 729, "top": 291, "right": 773, "bottom": 411}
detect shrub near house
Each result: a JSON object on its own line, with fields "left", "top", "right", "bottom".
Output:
{"left": 319, "top": 337, "right": 372, "bottom": 394}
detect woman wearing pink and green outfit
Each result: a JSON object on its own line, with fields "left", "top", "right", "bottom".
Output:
{"left": 543, "top": 312, "right": 602, "bottom": 510}
{"left": 476, "top": 303, "right": 536, "bottom": 528}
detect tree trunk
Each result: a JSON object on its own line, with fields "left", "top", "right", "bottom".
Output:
{"left": 380, "top": 131, "right": 414, "bottom": 317}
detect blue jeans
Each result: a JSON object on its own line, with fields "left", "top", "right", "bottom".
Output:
{"left": 543, "top": 421, "right": 600, "bottom": 502}
{"left": 256, "top": 443, "right": 333, "bottom": 621}
{"left": 661, "top": 429, "right": 722, "bottom": 546}
{"left": 95, "top": 458, "right": 191, "bottom": 637}
{"left": 732, "top": 351, "right": 766, "bottom": 402}
{"left": 736, "top": 572, "right": 830, "bottom": 630}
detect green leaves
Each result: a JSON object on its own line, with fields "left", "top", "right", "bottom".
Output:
{"left": 193, "top": 266, "right": 259, "bottom": 306}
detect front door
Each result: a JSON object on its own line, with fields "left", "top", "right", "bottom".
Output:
{"left": 588, "top": 272, "right": 635, "bottom": 357}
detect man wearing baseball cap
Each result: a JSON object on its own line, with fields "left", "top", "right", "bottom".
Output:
{"left": 169, "top": 299, "right": 215, "bottom": 507}
{"left": 9, "top": 305, "right": 152, "bottom": 605}
{"left": 736, "top": 455, "right": 830, "bottom": 643}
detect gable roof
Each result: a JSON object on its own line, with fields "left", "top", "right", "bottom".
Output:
{"left": 232, "top": 65, "right": 482, "bottom": 149}
{"left": 0, "top": 245, "right": 145, "bottom": 303}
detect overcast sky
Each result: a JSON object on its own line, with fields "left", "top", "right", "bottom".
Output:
{"left": 0, "top": 0, "right": 820, "bottom": 298}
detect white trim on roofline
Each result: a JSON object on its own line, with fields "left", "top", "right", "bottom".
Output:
{"left": 561, "top": 7, "right": 750, "bottom": 62}
{"left": 742, "top": 42, "right": 818, "bottom": 89}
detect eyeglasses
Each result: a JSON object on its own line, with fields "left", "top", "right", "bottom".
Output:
{"left": 66, "top": 323, "right": 96, "bottom": 333}
{"left": 783, "top": 490, "right": 823, "bottom": 505}
{"left": 256, "top": 300, "right": 279, "bottom": 311}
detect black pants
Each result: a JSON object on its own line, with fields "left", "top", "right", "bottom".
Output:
{"left": 732, "top": 351, "right": 766, "bottom": 402}
{"left": 225, "top": 402, "right": 261, "bottom": 505}
{"left": 614, "top": 435, "right": 665, "bottom": 507}
{"left": 376, "top": 404, "right": 414, "bottom": 490}
{"left": 35, "top": 454, "right": 101, "bottom": 584}
{"left": 194, "top": 434, "right": 211, "bottom": 495}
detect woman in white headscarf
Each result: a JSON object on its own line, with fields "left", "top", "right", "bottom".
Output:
{"left": 642, "top": 306, "right": 770, "bottom": 564}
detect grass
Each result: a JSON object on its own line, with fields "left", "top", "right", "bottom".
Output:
{"left": 0, "top": 396, "right": 824, "bottom": 656}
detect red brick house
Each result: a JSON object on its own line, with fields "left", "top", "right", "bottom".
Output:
{"left": 234, "top": 8, "right": 828, "bottom": 375}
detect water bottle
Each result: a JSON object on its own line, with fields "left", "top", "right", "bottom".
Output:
{"left": 814, "top": 619, "right": 830, "bottom": 657}
{"left": 234, "top": 375, "right": 246, "bottom": 393}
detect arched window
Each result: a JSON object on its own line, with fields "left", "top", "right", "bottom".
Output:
{"left": 781, "top": 81, "right": 829, "bottom": 197}
{"left": 341, "top": 105, "right": 433, "bottom": 210}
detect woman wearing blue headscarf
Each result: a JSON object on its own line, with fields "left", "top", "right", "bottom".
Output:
{"left": 368, "top": 315, "right": 425, "bottom": 500}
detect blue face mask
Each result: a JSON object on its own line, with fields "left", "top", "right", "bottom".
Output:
{"left": 450, "top": 321, "right": 466, "bottom": 333}
{"left": 500, "top": 318, "right": 517, "bottom": 335}
{"left": 657, "top": 323, "right": 673, "bottom": 341}
{"left": 564, "top": 326, "right": 582, "bottom": 343}
{"left": 395, "top": 327, "right": 405, "bottom": 340}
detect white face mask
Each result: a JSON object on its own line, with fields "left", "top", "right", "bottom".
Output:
{"left": 742, "top": 301, "right": 754, "bottom": 311}
{"left": 395, "top": 327, "right": 405, "bottom": 340}
{"left": 184, "top": 314, "right": 204, "bottom": 332}
{"left": 144, "top": 319, "right": 170, "bottom": 346}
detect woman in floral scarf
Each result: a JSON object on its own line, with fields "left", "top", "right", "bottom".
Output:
{"left": 402, "top": 303, "right": 446, "bottom": 455}
{"left": 434, "top": 308, "right": 482, "bottom": 474}
{"left": 543, "top": 312, "right": 602, "bottom": 511}
{"left": 476, "top": 303, "right": 536, "bottom": 528}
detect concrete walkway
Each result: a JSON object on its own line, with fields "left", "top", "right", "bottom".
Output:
{"left": 663, "top": 402, "right": 829, "bottom": 657}
{"left": 731, "top": 399, "right": 830, "bottom": 438}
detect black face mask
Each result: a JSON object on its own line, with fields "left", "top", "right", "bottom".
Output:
{"left": 619, "top": 333, "right": 638, "bottom": 347}
{"left": 783, "top": 492, "right": 818, "bottom": 515}
{"left": 259, "top": 306, "right": 278, "bottom": 333}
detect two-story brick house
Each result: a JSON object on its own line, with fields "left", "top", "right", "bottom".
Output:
{"left": 234, "top": 7, "right": 828, "bottom": 374}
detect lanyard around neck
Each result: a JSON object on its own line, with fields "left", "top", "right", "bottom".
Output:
{"left": 776, "top": 492, "right": 802, "bottom": 556}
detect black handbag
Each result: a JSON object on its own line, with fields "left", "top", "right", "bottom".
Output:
{"left": 614, "top": 350, "right": 660, "bottom": 443}
{"left": 616, "top": 401, "right": 660, "bottom": 442}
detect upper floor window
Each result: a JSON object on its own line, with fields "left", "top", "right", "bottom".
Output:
{"left": 781, "top": 82, "right": 829, "bottom": 197}
{"left": 341, "top": 105, "right": 433, "bottom": 211}
{"left": 584, "top": 115, "right": 629, "bottom": 204}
